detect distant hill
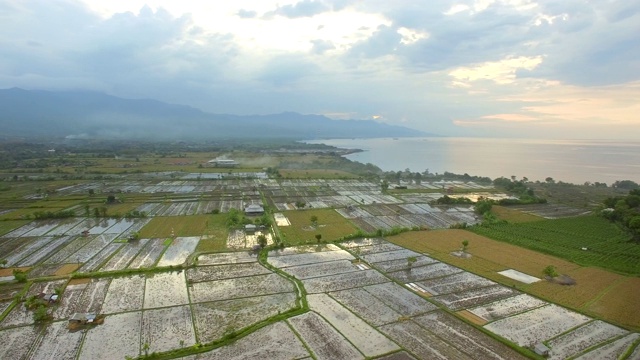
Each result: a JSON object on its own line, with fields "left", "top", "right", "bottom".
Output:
{"left": 0, "top": 88, "right": 431, "bottom": 140}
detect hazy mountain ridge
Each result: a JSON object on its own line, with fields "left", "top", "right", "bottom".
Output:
{"left": 0, "top": 88, "right": 429, "bottom": 140}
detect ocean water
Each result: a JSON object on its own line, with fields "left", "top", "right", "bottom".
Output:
{"left": 305, "top": 137, "right": 640, "bottom": 185}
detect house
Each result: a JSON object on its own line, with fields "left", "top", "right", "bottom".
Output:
{"left": 69, "top": 313, "right": 97, "bottom": 325}
{"left": 42, "top": 294, "right": 58, "bottom": 303}
{"left": 207, "top": 159, "right": 238, "bottom": 167}
{"left": 244, "top": 204, "right": 265, "bottom": 216}
{"left": 533, "top": 343, "right": 550, "bottom": 357}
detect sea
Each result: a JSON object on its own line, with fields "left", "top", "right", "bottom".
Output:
{"left": 304, "top": 137, "right": 640, "bottom": 185}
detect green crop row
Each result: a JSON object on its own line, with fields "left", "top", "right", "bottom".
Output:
{"left": 472, "top": 215, "right": 639, "bottom": 275}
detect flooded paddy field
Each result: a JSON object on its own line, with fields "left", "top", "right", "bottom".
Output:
{"left": 16, "top": 236, "right": 75, "bottom": 267}
{"left": 190, "top": 321, "right": 310, "bottom": 360}
{"left": 144, "top": 271, "right": 189, "bottom": 308}
{"left": 78, "top": 243, "right": 123, "bottom": 272}
{"left": 308, "top": 293, "right": 400, "bottom": 357}
{"left": 29, "top": 320, "right": 84, "bottom": 360}
{"left": 186, "top": 262, "right": 270, "bottom": 282}
{"left": 288, "top": 311, "right": 364, "bottom": 360}
{"left": 268, "top": 249, "right": 354, "bottom": 268}
{"left": 380, "top": 320, "right": 472, "bottom": 360}
{"left": 197, "top": 251, "right": 257, "bottom": 265}
{"left": 0, "top": 325, "right": 39, "bottom": 359}
{"left": 484, "top": 304, "right": 592, "bottom": 347}
{"left": 413, "top": 310, "right": 528, "bottom": 360}
{"left": 157, "top": 236, "right": 199, "bottom": 266}
{"left": 430, "top": 284, "right": 518, "bottom": 311}
{"left": 546, "top": 320, "right": 628, "bottom": 360}
{"left": 101, "top": 275, "right": 146, "bottom": 314}
{"left": 468, "top": 294, "right": 548, "bottom": 322}
{"left": 387, "top": 262, "right": 463, "bottom": 283}
{"left": 127, "top": 238, "right": 166, "bottom": 269}
{"left": 192, "top": 293, "right": 297, "bottom": 343}
{"left": 302, "top": 269, "right": 389, "bottom": 294}
{"left": 141, "top": 305, "right": 196, "bottom": 353}
{"left": 79, "top": 311, "right": 142, "bottom": 360}
{"left": 279, "top": 259, "right": 360, "bottom": 279}
{"left": 189, "top": 273, "right": 294, "bottom": 303}
{"left": 329, "top": 287, "right": 403, "bottom": 326}
{"left": 100, "top": 238, "right": 150, "bottom": 271}
{"left": 574, "top": 332, "right": 640, "bottom": 360}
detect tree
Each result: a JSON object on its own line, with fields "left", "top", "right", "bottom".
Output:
{"left": 474, "top": 199, "right": 492, "bottom": 215}
{"left": 13, "top": 269, "right": 27, "bottom": 283}
{"left": 381, "top": 180, "right": 389, "bottom": 193}
{"left": 407, "top": 256, "right": 417, "bottom": 269}
{"left": 257, "top": 234, "right": 268, "bottom": 248}
{"left": 462, "top": 240, "right": 469, "bottom": 251}
{"left": 106, "top": 194, "right": 116, "bottom": 203}
{"left": 88, "top": 188, "right": 95, "bottom": 196}
{"left": 295, "top": 201, "right": 306, "bottom": 209}
{"left": 315, "top": 234, "right": 322, "bottom": 243}
{"left": 143, "top": 342, "right": 150, "bottom": 357}
{"left": 543, "top": 265, "right": 558, "bottom": 278}
{"left": 310, "top": 215, "right": 318, "bottom": 227}
{"left": 0, "top": 259, "right": 7, "bottom": 268}
{"left": 33, "top": 305, "right": 50, "bottom": 323}
{"left": 545, "top": 177, "right": 555, "bottom": 184}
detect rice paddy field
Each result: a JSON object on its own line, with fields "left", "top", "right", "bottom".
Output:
{"left": 279, "top": 208, "right": 360, "bottom": 244}
{"left": 1, "top": 167, "right": 639, "bottom": 359}
{"left": 388, "top": 229, "right": 640, "bottom": 331}
{"left": 471, "top": 215, "right": 639, "bottom": 275}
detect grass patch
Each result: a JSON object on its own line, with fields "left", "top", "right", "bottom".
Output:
{"left": 278, "top": 169, "right": 359, "bottom": 179}
{"left": 139, "top": 215, "right": 215, "bottom": 238}
{"left": 471, "top": 215, "right": 639, "bottom": 275}
{"left": 0, "top": 220, "right": 30, "bottom": 236}
{"left": 491, "top": 205, "right": 543, "bottom": 223}
{"left": 278, "top": 209, "right": 359, "bottom": 245}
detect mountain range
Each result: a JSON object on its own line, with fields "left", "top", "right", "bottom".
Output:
{"left": 0, "top": 88, "right": 429, "bottom": 140}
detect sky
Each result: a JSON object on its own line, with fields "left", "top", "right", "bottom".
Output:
{"left": 1, "top": 0, "right": 639, "bottom": 139}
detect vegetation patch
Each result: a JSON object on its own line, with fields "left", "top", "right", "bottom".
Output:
{"left": 279, "top": 209, "right": 359, "bottom": 244}
{"left": 471, "top": 215, "right": 639, "bottom": 274}
{"left": 491, "top": 205, "right": 543, "bottom": 223}
{"left": 0, "top": 220, "right": 30, "bottom": 236}
{"left": 139, "top": 214, "right": 222, "bottom": 238}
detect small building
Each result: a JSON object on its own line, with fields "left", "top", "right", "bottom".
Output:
{"left": 69, "top": 313, "right": 97, "bottom": 325}
{"left": 533, "top": 343, "right": 550, "bottom": 357}
{"left": 245, "top": 224, "right": 257, "bottom": 233}
{"left": 244, "top": 204, "right": 265, "bottom": 216}
{"left": 42, "top": 294, "right": 59, "bottom": 303}
{"left": 207, "top": 159, "right": 238, "bottom": 168}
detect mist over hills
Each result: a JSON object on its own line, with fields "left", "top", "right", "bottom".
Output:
{"left": 0, "top": 88, "right": 429, "bottom": 140}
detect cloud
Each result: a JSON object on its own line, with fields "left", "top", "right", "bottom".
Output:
{"left": 449, "top": 56, "right": 543, "bottom": 85}
{"left": 266, "top": 0, "right": 331, "bottom": 19}
{"left": 1, "top": 0, "right": 639, "bottom": 139}
{"left": 237, "top": 9, "right": 257, "bottom": 19}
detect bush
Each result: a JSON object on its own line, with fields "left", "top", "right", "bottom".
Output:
{"left": 13, "top": 269, "right": 27, "bottom": 283}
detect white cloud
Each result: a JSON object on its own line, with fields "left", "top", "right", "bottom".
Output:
{"left": 1, "top": 0, "right": 639, "bottom": 139}
{"left": 449, "top": 56, "right": 543, "bottom": 84}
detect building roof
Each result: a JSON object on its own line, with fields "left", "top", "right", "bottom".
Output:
{"left": 245, "top": 204, "right": 264, "bottom": 212}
